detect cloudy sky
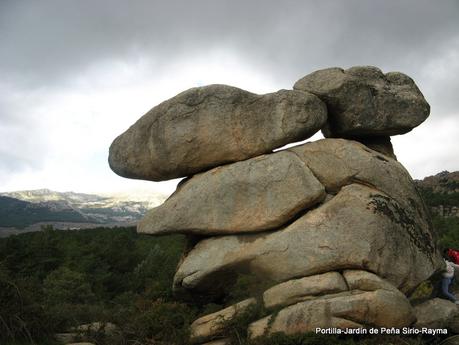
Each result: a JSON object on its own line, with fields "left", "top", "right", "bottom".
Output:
{"left": 1, "top": 0, "right": 458, "bottom": 196}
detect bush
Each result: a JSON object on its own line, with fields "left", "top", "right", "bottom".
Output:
{"left": 117, "top": 299, "right": 196, "bottom": 345}
{"left": 0, "top": 266, "right": 53, "bottom": 342}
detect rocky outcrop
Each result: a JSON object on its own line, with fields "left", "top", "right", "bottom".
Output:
{"left": 108, "top": 66, "right": 442, "bottom": 343}
{"left": 249, "top": 287, "right": 414, "bottom": 339}
{"left": 190, "top": 270, "right": 416, "bottom": 342}
{"left": 294, "top": 66, "right": 430, "bottom": 138}
{"left": 109, "top": 85, "right": 326, "bottom": 181}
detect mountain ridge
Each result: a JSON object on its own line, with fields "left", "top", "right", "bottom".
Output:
{"left": 0, "top": 188, "right": 168, "bottom": 232}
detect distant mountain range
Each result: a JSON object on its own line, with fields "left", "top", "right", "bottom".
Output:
{"left": 1, "top": 172, "right": 457, "bottom": 237}
{"left": 0, "top": 189, "right": 167, "bottom": 235}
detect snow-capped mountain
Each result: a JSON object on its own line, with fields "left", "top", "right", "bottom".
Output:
{"left": 0, "top": 188, "right": 168, "bottom": 230}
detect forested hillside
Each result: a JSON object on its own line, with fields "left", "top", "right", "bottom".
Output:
{"left": 0, "top": 196, "right": 87, "bottom": 228}
{"left": 0, "top": 227, "right": 193, "bottom": 344}
{"left": 0, "top": 226, "right": 427, "bottom": 345}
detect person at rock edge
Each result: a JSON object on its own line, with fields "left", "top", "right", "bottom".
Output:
{"left": 442, "top": 249, "right": 459, "bottom": 304}
{"left": 447, "top": 248, "right": 459, "bottom": 286}
{"left": 448, "top": 248, "right": 459, "bottom": 264}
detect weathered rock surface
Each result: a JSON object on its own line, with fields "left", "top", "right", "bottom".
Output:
{"left": 189, "top": 298, "right": 256, "bottom": 344}
{"left": 342, "top": 269, "right": 400, "bottom": 292}
{"left": 293, "top": 66, "right": 430, "bottom": 137}
{"left": 288, "top": 139, "right": 430, "bottom": 226}
{"left": 414, "top": 298, "right": 459, "bottom": 329}
{"left": 174, "top": 183, "right": 440, "bottom": 295}
{"left": 109, "top": 84, "right": 327, "bottom": 181}
{"left": 263, "top": 271, "right": 348, "bottom": 310}
{"left": 138, "top": 151, "right": 325, "bottom": 235}
{"left": 249, "top": 288, "right": 414, "bottom": 339}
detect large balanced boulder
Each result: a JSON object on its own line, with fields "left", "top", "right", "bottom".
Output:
{"left": 293, "top": 66, "right": 430, "bottom": 137}
{"left": 109, "top": 84, "right": 327, "bottom": 181}
{"left": 107, "top": 67, "right": 441, "bottom": 342}
{"left": 138, "top": 151, "right": 325, "bottom": 235}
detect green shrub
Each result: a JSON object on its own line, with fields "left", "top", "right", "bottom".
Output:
{"left": 117, "top": 299, "right": 196, "bottom": 344}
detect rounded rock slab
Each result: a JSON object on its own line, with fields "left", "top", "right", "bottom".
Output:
{"left": 109, "top": 84, "right": 327, "bottom": 181}
{"left": 138, "top": 150, "right": 325, "bottom": 235}
{"left": 293, "top": 66, "right": 430, "bottom": 137}
{"left": 173, "top": 183, "right": 441, "bottom": 295}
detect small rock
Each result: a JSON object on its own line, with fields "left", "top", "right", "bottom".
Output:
{"left": 190, "top": 298, "right": 256, "bottom": 344}
{"left": 414, "top": 298, "right": 459, "bottom": 329}
{"left": 71, "top": 321, "right": 117, "bottom": 335}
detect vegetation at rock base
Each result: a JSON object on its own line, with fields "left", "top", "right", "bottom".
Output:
{"left": 1, "top": 206, "right": 458, "bottom": 345}
{"left": 0, "top": 226, "right": 194, "bottom": 344}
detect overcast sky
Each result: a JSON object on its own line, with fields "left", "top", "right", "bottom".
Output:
{"left": 1, "top": 0, "right": 458, "bottom": 196}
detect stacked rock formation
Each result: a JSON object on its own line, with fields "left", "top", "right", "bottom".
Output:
{"left": 109, "top": 66, "right": 443, "bottom": 344}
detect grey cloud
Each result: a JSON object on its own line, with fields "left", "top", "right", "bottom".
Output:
{"left": 0, "top": 146, "right": 44, "bottom": 175}
{"left": 0, "top": 0, "right": 458, "bottom": 184}
{"left": 1, "top": 0, "right": 458, "bottom": 87}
